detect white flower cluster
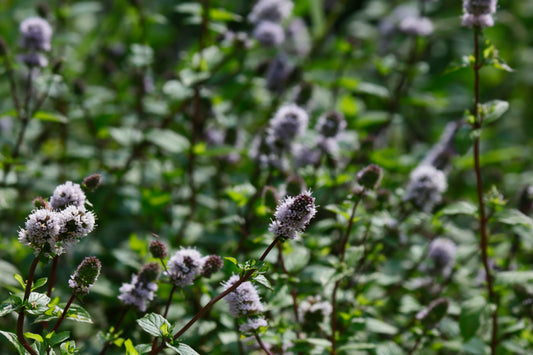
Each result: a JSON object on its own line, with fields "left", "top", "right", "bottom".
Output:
{"left": 19, "top": 17, "right": 52, "bottom": 68}
{"left": 462, "top": 0, "right": 498, "bottom": 28}
{"left": 166, "top": 248, "right": 204, "bottom": 287}
{"left": 17, "top": 181, "right": 96, "bottom": 257}
{"left": 118, "top": 274, "right": 158, "bottom": 312}
{"left": 404, "top": 165, "right": 447, "bottom": 212}
{"left": 50, "top": 181, "right": 86, "bottom": 211}
{"left": 269, "top": 190, "right": 317, "bottom": 240}
{"left": 223, "top": 275, "right": 264, "bottom": 318}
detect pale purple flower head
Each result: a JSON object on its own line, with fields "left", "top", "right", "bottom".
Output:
{"left": 267, "top": 103, "right": 308, "bottom": 151}
{"left": 399, "top": 16, "right": 434, "bottom": 36}
{"left": 239, "top": 317, "right": 268, "bottom": 333}
{"left": 69, "top": 256, "right": 101, "bottom": 296}
{"left": 248, "top": 0, "right": 294, "bottom": 24}
{"left": 19, "top": 17, "right": 52, "bottom": 51}
{"left": 273, "top": 190, "right": 316, "bottom": 232}
{"left": 166, "top": 248, "right": 204, "bottom": 287}
{"left": 18, "top": 52, "right": 48, "bottom": 67}
{"left": 50, "top": 181, "right": 86, "bottom": 211}
{"left": 462, "top": 0, "right": 497, "bottom": 28}
{"left": 56, "top": 206, "right": 96, "bottom": 254}
{"left": 18, "top": 208, "right": 62, "bottom": 257}
{"left": 404, "top": 165, "right": 447, "bottom": 212}
{"left": 253, "top": 21, "right": 285, "bottom": 47}
{"left": 285, "top": 18, "right": 310, "bottom": 56}
{"left": 268, "top": 219, "right": 298, "bottom": 240}
{"left": 223, "top": 275, "right": 264, "bottom": 317}
{"left": 118, "top": 275, "right": 158, "bottom": 312}
{"left": 315, "top": 111, "right": 346, "bottom": 139}
{"left": 427, "top": 238, "right": 457, "bottom": 276}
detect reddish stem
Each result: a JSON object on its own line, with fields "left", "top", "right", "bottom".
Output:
{"left": 17, "top": 257, "right": 39, "bottom": 355}
{"left": 51, "top": 294, "right": 75, "bottom": 332}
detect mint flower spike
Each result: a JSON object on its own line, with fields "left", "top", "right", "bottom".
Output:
{"left": 166, "top": 248, "right": 204, "bottom": 287}
{"left": 118, "top": 263, "right": 160, "bottom": 312}
{"left": 18, "top": 208, "right": 61, "bottom": 258}
{"left": 404, "top": 165, "right": 447, "bottom": 212}
{"left": 427, "top": 238, "right": 457, "bottom": 277}
{"left": 69, "top": 256, "right": 101, "bottom": 296}
{"left": 19, "top": 17, "right": 53, "bottom": 52}
{"left": 248, "top": 0, "right": 294, "bottom": 25}
{"left": 462, "top": 0, "right": 498, "bottom": 28}
{"left": 223, "top": 275, "right": 264, "bottom": 317}
{"left": 273, "top": 190, "right": 316, "bottom": 232}
{"left": 253, "top": 21, "right": 285, "bottom": 47}
{"left": 50, "top": 181, "right": 86, "bottom": 211}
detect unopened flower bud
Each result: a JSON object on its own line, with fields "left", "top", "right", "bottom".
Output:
{"left": 138, "top": 262, "right": 160, "bottom": 284}
{"left": 357, "top": 164, "right": 384, "bottom": 190}
{"left": 82, "top": 173, "right": 102, "bottom": 192}
{"left": 149, "top": 240, "right": 168, "bottom": 259}
{"left": 32, "top": 196, "right": 49, "bottom": 209}
{"left": 201, "top": 255, "right": 224, "bottom": 278}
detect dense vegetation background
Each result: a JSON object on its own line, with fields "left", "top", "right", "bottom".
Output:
{"left": 1, "top": 0, "right": 533, "bottom": 354}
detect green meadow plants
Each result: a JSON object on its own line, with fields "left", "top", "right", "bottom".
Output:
{"left": 1, "top": 0, "right": 533, "bottom": 354}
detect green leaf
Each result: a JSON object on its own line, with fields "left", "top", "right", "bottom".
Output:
{"left": 0, "top": 330, "right": 28, "bottom": 354}
{"left": 33, "top": 111, "right": 68, "bottom": 123}
{"left": 63, "top": 304, "right": 93, "bottom": 323}
{"left": 225, "top": 183, "right": 255, "bottom": 208}
{"left": 24, "top": 332, "right": 43, "bottom": 342}
{"left": 45, "top": 331, "right": 70, "bottom": 347}
{"left": 136, "top": 313, "right": 171, "bottom": 338}
{"left": 495, "top": 271, "right": 533, "bottom": 285}
{"left": 170, "top": 342, "right": 200, "bottom": 355}
{"left": 60, "top": 340, "right": 81, "bottom": 355}
{"left": 494, "top": 209, "right": 533, "bottom": 228}
{"left": 365, "top": 318, "right": 398, "bottom": 335}
{"left": 134, "top": 344, "right": 152, "bottom": 354}
{"left": 444, "top": 55, "right": 472, "bottom": 74}
{"left": 32, "top": 277, "right": 48, "bottom": 291}
{"left": 224, "top": 257, "right": 237, "bottom": 266}
{"left": 124, "top": 339, "right": 139, "bottom": 355}
{"left": 209, "top": 8, "right": 242, "bottom": 22}
{"left": 162, "top": 80, "right": 192, "bottom": 101}
{"left": 145, "top": 129, "right": 189, "bottom": 154}
{"left": 26, "top": 292, "right": 51, "bottom": 316}
{"left": 109, "top": 127, "right": 143, "bottom": 146}
{"left": 253, "top": 274, "right": 273, "bottom": 291}
{"left": 459, "top": 296, "right": 486, "bottom": 341}
{"left": 438, "top": 201, "right": 477, "bottom": 216}
{"left": 129, "top": 44, "right": 154, "bottom": 67}
{"left": 338, "top": 343, "right": 376, "bottom": 353}
{"left": 480, "top": 100, "right": 509, "bottom": 126}
{"left": 14, "top": 274, "right": 26, "bottom": 290}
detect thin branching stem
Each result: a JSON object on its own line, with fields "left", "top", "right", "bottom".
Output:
{"left": 254, "top": 332, "right": 273, "bottom": 355}
{"left": 51, "top": 294, "right": 76, "bottom": 332}
{"left": 99, "top": 307, "right": 130, "bottom": 355}
{"left": 151, "top": 238, "right": 281, "bottom": 354}
{"left": 471, "top": 28, "right": 498, "bottom": 355}
{"left": 331, "top": 190, "right": 365, "bottom": 354}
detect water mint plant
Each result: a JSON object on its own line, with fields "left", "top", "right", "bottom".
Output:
{"left": 0, "top": 1, "right": 531, "bottom": 354}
